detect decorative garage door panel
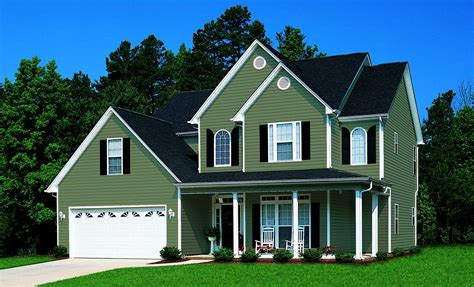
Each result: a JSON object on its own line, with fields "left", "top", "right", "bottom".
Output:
{"left": 70, "top": 207, "right": 166, "bottom": 259}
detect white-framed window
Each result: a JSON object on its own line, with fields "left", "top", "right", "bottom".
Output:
{"left": 351, "top": 128, "right": 367, "bottom": 165}
{"left": 268, "top": 121, "right": 301, "bottom": 162}
{"left": 107, "top": 138, "right": 123, "bottom": 175}
{"left": 277, "top": 76, "right": 291, "bottom": 90}
{"left": 253, "top": 56, "right": 266, "bottom": 70}
{"left": 394, "top": 204, "right": 400, "bottom": 234}
{"left": 412, "top": 207, "right": 415, "bottom": 226}
{"left": 394, "top": 132, "right": 399, "bottom": 154}
{"left": 413, "top": 146, "right": 417, "bottom": 175}
{"left": 214, "top": 130, "right": 231, "bottom": 166}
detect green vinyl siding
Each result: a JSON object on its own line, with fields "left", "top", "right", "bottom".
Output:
{"left": 378, "top": 195, "right": 389, "bottom": 252}
{"left": 181, "top": 195, "right": 212, "bottom": 255}
{"left": 182, "top": 135, "right": 198, "bottom": 153}
{"left": 245, "top": 69, "right": 327, "bottom": 172}
{"left": 384, "top": 79, "right": 417, "bottom": 249}
{"left": 200, "top": 46, "right": 278, "bottom": 173}
{"left": 330, "top": 190, "right": 355, "bottom": 252}
{"left": 58, "top": 115, "right": 178, "bottom": 251}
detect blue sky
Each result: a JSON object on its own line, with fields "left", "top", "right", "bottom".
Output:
{"left": 1, "top": 0, "right": 472, "bottom": 120}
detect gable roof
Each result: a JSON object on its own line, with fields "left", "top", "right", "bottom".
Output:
{"left": 154, "top": 89, "right": 212, "bottom": 133}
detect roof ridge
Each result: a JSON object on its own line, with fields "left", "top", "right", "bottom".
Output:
{"left": 175, "top": 88, "right": 214, "bottom": 94}
{"left": 368, "top": 61, "right": 408, "bottom": 67}
{"left": 112, "top": 106, "right": 175, "bottom": 125}
{"left": 292, "top": 52, "right": 368, "bottom": 63}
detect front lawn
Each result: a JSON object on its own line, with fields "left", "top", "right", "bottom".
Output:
{"left": 44, "top": 245, "right": 473, "bottom": 286}
{"left": 0, "top": 256, "right": 57, "bottom": 269}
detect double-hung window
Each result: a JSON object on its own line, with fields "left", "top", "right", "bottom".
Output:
{"left": 413, "top": 146, "right": 417, "bottom": 175}
{"left": 268, "top": 121, "right": 301, "bottom": 162}
{"left": 107, "top": 138, "right": 122, "bottom": 175}
{"left": 412, "top": 207, "right": 415, "bottom": 226}
{"left": 394, "top": 132, "right": 399, "bottom": 154}
{"left": 394, "top": 204, "right": 400, "bottom": 234}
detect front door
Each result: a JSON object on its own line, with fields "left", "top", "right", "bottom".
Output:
{"left": 221, "top": 205, "right": 240, "bottom": 249}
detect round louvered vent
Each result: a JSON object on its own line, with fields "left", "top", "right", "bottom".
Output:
{"left": 277, "top": 77, "right": 291, "bottom": 90}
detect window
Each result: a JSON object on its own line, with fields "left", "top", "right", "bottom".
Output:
{"left": 214, "top": 130, "right": 231, "bottom": 166}
{"left": 394, "top": 132, "right": 399, "bottom": 154}
{"left": 268, "top": 122, "right": 301, "bottom": 162}
{"left": 412, "top": 207, "right": 415, "bottom": 226}
{"left": 351, "top": 128, "right": 367, "bottom": 165}
{"left": 394, "top": 204, "right": 400, "bottom": 234}
{"left": 253, "top": 56, "right": 266, "bottom": 70}
{"left": 107, "top": 138, "right": 122, "bottom": 175}
{"left": 413, "top": 146, "right": 417, "bottom": 175}
{"left": 277, "top": 77, "right": 291, "bottom": 90}
{"left": 261, "top": 204, "right": 275, "bottom": 226}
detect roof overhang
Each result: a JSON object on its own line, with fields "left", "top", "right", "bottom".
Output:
{"left": 338, "top": 113, "right": 389, "bottom": 122}
{"left": 403, "top": 64, "right": 424, "bottom": 145}
{"left": 176, "top": 131, "right": 198, "bottom": 137}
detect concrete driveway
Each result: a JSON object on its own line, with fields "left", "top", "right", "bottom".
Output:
{"left": 0, "top": 258, "right": 207, "bottom": 287}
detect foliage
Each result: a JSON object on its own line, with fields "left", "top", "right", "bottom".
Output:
{"left": 240, "top": 249, "right": 259, "bottom": 263}
{"left": 334, "top": 252, "right": 354, "bottom": 263}
{"left": 376, "top": 251, "right": 388, "bottom": 261}
{"left": 409, "top": 246, "right": 421, "bottom": 255}
{"left": 49, "top": 245, "right": 68, "bottom": 257}
{"left": 159, "top": 247, "right": 184, "bottom": 261}
{"left": 417, "top": 183, "right": 437, "bottom": 244}
{"left": 212, "top": 248, "right": 234, "bottom": 262}
{"left": 392, "top": 248, "right": 405, "bottom": 257}
{"left": 0, "top": 256, "right": 57, "bottom": 270}
{"left": 301, "top": 248, "right": 323, "bottom": 262}
{"left": 204, "top": 227, "right": 219, "bottom": 238}
{"left": 323, "top": 245, "right": 335, "bottom": 255}
{"left": 272, "top": 249, "right": 293, "bottom": 262}
{"left": 276, "top": 26, "right": 326, "bottom": 60}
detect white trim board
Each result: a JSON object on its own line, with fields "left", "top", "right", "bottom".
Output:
{"left": 403, "top": 64, "right": 424, "bottom": 145}
{"left": 44, "top": 107, "right": 181, "bottom": 193}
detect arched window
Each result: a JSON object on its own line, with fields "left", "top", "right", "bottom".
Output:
{"left": 351, "top": 128, "right": 367, "bottom": 165}
{"left": 215, "top": 130, "right": 231, "bottom": 166}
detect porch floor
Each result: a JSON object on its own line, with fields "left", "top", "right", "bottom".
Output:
{"left": 186, "top": 253, "right": 375, "bottom": 261}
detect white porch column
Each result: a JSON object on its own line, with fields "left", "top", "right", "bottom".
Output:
{"left": 292, "top": 191, "right": 299, "bottom": 258}
{"left": 177, "top": 187, "right": 182, "bottom": 251}
{"left": 371, "top": 193, "right": 378, "bottom": 257}
{"left": 232, "top": 192, "right": 239, "bottom": 256}
{"left": 242, "top": 192, "right": 246, "bottom": 251}
{"left": 355, "top": 190, "right": 363, "bottom": 259}
{"left": 326, "top": 190, "right": 331, "bottom": 246}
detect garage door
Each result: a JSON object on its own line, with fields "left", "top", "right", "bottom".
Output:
{"left": 70, "top": 206, "right": 166, "bottom": 259}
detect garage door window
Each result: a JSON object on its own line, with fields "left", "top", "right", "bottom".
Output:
{"left": 107, "top": 138, "right": 122, "bottom": 175}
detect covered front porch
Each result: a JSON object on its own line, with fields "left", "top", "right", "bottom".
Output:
{"left": 177, "top": 180, "right": 391, "bottom": 260}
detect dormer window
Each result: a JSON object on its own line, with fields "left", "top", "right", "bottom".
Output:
{"left": 351, "top": 128, "right": 367, "bottom": 165}
{"left": 214, "top": 130, "right": 231, "bottom": 166}
{"left": 107, "top": 138, "right": 123, "bottom": 175}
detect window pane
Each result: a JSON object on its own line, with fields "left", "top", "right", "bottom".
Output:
{"left": 108, "top": 139, "right": 121, "bottom": 157}
{"left": 108, "top": 157, "right": 121, "bottom": 174}
{"left": 351, "top": 128, "right": 366, "bottom": 164}
{"left": 276, "top": 123, "right": 292, "bottom": 141}
{"left": 295, "top": 122, "right": 301, "bottom": 160}
{"left": 215, "top": 130, "right": 230, "bottom": 165}
{"left": 279, "top": 227, "right": 292, "bottom": 248}
{"left": 268, "top": 124, "right": 274, "bottom": 161}
{"left": 261, "top": 204, "right": 275, "bottom": 226}
{"left": 298, "top": 203, "right": 310, "bottom": 225}
{"left": 277, "top": 142, "right": 293, "bottom": 160}
{"left": 278, "top": 204, "right": 292, "bottom": 225}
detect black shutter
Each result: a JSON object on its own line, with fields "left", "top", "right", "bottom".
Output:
{"left": 206, "top": 129, "right": 214, "bottom": 167}
{"left": 302, "top": 121, "right": 311, "bottom": 160}
{"left": 259, "top": 125, "right": 268, "bottom": 162}
{"left": 311, "top": 202, "right": 320, "bottom": 248}
{"left": 231, "top": 127, "right": 239, "bottom": 166}
{"left": 368, "top": 126, "right": 376, "bottom": 164}
{"left": 123, "top": 138, "right": 131, "bottom": 174}
{"left": 252, "top": 204, "right": 261, "bottom": 245}
{"left": 100, "top": 140, "right": 107, "bottom": 175}
{"left": 342, "top": 127, "right": 350, "bottom": 165}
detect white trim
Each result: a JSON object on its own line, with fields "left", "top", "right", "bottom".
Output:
{"left": 55, "top": 192, "right": 59, "bottom": 246}
{"left": 292, "top": 191, "right": 299, "bottom": 258}
{"left": 338, "top": 113, "right": 389, "bottom": 122}
{"left": 277, "top": 76, "right": 291, "bottom": 90}
{"left": 243, "top": 192, "right": 246, "bottom": 250}
{"left": 44, "top": 107, "right": 181, "bottom": 194}
{"left": 355, "top": 190, "right": 363, "bottom": 259}
{"left": 232, "top": 192, "right": 239, "bottom": 256}
{"left": 371, "top": 193, "right": 378, "bottom": 257}
{"left": 403, "top": 65, "right": 424, "bottom": 145}
{"left": 388, "top": 189, "right": 392, "bottom": 253}
{"left": 177, "top": 188, "right": 182, "bottom": 250}
{"left": 106, "top": 137, "right": 123, "bottom": 175}
{"left": 326, "top": 115, "right": 332, "bottom": 168}
{"left": 268, "top": 121, "right": 302, "bottom": 163}
{"left": 242, "top": 118, "right": 246, "bottom": 172}
{"left": 350, "top": 127, "right": 368, "bottom": 165}
{"left": 189, "top": 40, "right": 280, "bottom": 125}
{"left": 253, "top": 56, "right": 267, "bottom": 70}
{"left": 415, "top": 146, "right": 419, "bottom": 245}
{"left": 379, "top": 118, "right": 385, "bottom": 179}
{"left": 326, "top": 190, "right": 331, "bottom": 246}
{"left": 198, "top": 123, "right": 201, "bottom": 173}
{"left": 176, "top": 131, "right": 198, "bottom": 137}
{"left": 214, "top": 129, "right": 231, "bottom": 167}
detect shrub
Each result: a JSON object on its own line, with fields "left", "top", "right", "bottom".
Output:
{"left": 18, "top": 247, "right": 37, "bottom": 257}
{"left": 376, "top": 251, "right": 388, "bottom": 261}
{"left": 240, "top": 249, "right": 259, "bottom": 263}
{"left": 212, "top": 248, "right": 234, "bottom": 262}
{"left": 49, "top": 245, "right": 68, "bottom": 257}
{"left": 204, "top": 227, "right": 219, "bottom": 238}
{"left": 335, "top": 252, "right": 354, "bottom": 263}
{"left": 409, "top": 246, "right": 421, "bottom": 254}
{"left": 392, "top": 247, "right": 404, "bottom": 257}
{"left": 273, "top": 249, "right": 293, "bottom": 263}
{"left": 301, "top": 249, "right": 323, "bottom": 262}
{"left": 160, "top": 246, "right": 184, "bottom": 261}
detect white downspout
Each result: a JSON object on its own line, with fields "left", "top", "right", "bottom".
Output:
{"left": 355, "top": 181, "right": 373, "bottom": 260}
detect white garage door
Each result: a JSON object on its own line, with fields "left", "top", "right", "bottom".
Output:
{"left": 70, "top": 206, "right": 166, "bottom": 259}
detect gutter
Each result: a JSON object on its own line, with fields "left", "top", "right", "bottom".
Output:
{"left": 338, "top": 113, "right": 389, "bottom": 122}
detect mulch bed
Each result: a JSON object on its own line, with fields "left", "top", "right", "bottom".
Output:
{"left": 148, "top": 258, "right": 190, "bottom": 265}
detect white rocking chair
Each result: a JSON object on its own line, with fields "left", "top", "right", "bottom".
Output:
{"left": 255, "top": 227, "right": 274, "bottom": 254}
{"left": 285, "top": 226, "right": 305, "bottom": 254}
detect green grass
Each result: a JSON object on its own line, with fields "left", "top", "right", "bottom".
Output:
{"left": 0, "top": 256, "right": 57, "bottom": 269}
{"left": 44, "top": 245, "right": 473, "bottom": 286}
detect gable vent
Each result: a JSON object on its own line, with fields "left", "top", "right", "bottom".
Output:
{"left": 277, "top": 77, "right": 291, "bottom": 90}
{"left": 253, "top": 56, "right": 266, "bottom": 70}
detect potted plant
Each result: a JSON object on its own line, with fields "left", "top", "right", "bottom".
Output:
{"left": 204, "top": 227, "right": 219, "bottom": 254}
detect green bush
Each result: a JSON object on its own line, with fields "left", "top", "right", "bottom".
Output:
{"left": 49, "top": 245, "right": 68, "bottom": 257}
{"left": 240, "top": 249, "right": 259, "bottom": 263}
{"left": 273, "top": 249, "right": 293, "bottom": 263}
{"left": 392, "top": 247, "right": 404, "bottom": 257}
{"left": 335, "top": 252, "right": 354, "bottom": 263}
{"left": 376, "top": 251, "right": 388, "bottom": 261}
{"left": 212, "top": 248, "right": 234, "bottom": 262}
{"left": 409, "top": 246, "right": 421, "bottom": 254}
{"left": 18, "top": 247, "right": 37, "bottom": 257}
{"left": 159, "top": 246, "right": 183, "bottom": 261}
{"left": 301, "top": 248, "right": 323, "bottom": 262}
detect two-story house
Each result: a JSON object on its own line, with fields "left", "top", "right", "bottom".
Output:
{"left": 45, "top": 40, "right": 423, "bottom": 260}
